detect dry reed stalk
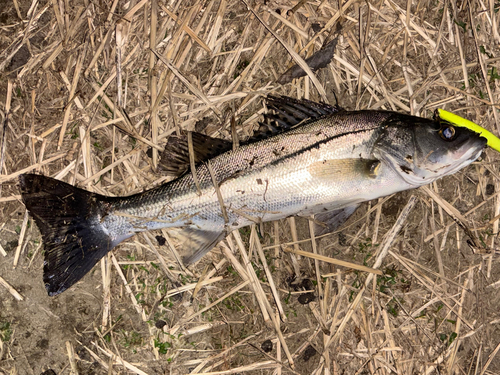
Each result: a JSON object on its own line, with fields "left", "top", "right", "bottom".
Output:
{"left": 65, "top": 341, "right": 78, "bottom": 375}
{"left": 91, "top": 341, "right": 149, "bottom": 375}
{"left": 183, "top": 279, "right": 250, "bottom": 322}
{"left": 283, "top": 247, "right": 383, "bottom": 276}
{"left": 189, "top": 360, "right": 277, "bottom": 375}
{"left": 231, "top": 231, "right": 270, "bottom": 322}
{"left": 326, "top": 196, "right": 417, "bottom": 352}
{"left": 241, "top": 0, "right": 328, "bottom": 101}
{"left": 251, "top": 227, "right": 287, "bottom": 322}
{"left": 0, "top": 276, "right": 24, "bottom": 301}
{"left": 100, "top": 254, "right": 112, "bottom": 328}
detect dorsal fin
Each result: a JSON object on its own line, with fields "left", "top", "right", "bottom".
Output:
{"left": 159, "top": 132, "right": 232, "bottom": 178}
{"left": 159, "top": 95, "right": 343, "bottom": 177}
{"left": 253, "top": 95, "right": 343, "bottom": 140}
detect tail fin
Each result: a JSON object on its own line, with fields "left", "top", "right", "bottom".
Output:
{"left": 19, "top": 174, "right": 117, "bottom": 296}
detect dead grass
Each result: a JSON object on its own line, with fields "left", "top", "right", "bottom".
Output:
{"left": 1, "top": 0, "right": 500, "bottom": 374}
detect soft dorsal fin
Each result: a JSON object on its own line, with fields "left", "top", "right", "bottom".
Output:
{"left": 256, "top": 95, "right": 342, "bottom": 138}
{"left": 159, "top": 132, "right": 232, "bottom": 178}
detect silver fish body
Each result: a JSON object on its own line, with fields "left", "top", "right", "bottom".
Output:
{"left": 105, "top": 112, "right": 400, "bottom": 247}
{"left": 105, "top": 111, "right": 484, "bottom": 259}
{"left": 19, "top": 99, "right": 487, "bottom": 295}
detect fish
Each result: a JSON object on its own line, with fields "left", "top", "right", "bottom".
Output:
{"left": 19, "top": 95, "right": 497, "bottom": 296}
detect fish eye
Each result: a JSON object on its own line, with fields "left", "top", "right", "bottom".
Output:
{"left": 439, "top": 125, "right": 456, "bottom": 141}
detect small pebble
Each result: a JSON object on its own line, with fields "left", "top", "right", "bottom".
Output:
{"left": 155, "top": 235, "right": 166, "bottom": 246}
{"left": 261, "top": 339, "right": 273, "bottom": 352}
{"left": 298, "top": 292, "right": 315, "bottom": 305}
{"left": 302, "top": 345, "right": 317, "bottom": 361}
{"left": 300, "top": 279, "right": 314, "bottom": 291}
{"left": 311, "top": 23, "right": 322, "bottom": 33}
{"left": 155, "top": 320, "right": 167, "bottom": 329}
{"left": 338, "top": 232, "right": 348, "bottom": 246}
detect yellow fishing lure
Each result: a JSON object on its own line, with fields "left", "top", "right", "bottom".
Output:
{"left": 437, "top": 108, "right": 500, "bottom": 152}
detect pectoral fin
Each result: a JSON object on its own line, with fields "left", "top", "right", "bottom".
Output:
{"left": 308, "top": 159, "right": 380, "bottom": 181}
{"left": 314, "top": 204, "right": 360, "bottom": 236}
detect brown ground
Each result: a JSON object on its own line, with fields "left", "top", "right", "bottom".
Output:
{"left": 1, "top": 0, "right": 500, "bottom": 374}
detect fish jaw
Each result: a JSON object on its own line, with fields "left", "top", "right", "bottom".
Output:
{"left": 377, "top": 143, "right": 484, "bottom": 187}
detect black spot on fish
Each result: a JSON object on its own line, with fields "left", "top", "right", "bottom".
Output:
{"left": 256, "top": 178, "right": 263, "bottom": 185}
{"left": 405, "top": 155, "right": 413, "bottom": 162}
{"left": 248, "top": 156, "right": 257, "bottom": 166}
{"left": 273, "top": 146, "right": 285, "bottom": 156}
{"left": 400, "top": 165, "right": 412, "bottom": 174}
{"left": 220, "top": 169, "right": 244, "bottom": 185}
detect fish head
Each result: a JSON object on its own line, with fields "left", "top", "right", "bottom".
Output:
{"left": 374, "top": 113, "right": 487, "bottom": 186}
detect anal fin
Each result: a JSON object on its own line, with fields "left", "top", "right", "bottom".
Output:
{"left": 169, "top": 226, "right": 226, "bottom": 264}
{"left": 314, "top": 205, "right": 360, "bottom": 236}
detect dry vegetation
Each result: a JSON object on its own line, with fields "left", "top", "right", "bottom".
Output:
{"left": 1, "top": 0, "right": 500, "bottom": 374}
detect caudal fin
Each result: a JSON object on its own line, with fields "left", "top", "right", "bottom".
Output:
{"left": 19, "top": 174, "right": 117, "bottom": 296}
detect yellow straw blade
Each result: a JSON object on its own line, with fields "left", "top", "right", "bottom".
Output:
{"left": 437, "top": 108, "right": 500, "bottom": 153}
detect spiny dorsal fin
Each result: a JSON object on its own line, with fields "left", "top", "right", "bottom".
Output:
{"left": 260, "top": 95, "right": 342, "bottom": 133}
{"left": 159, "top": 132, "right": 233, "bottom": 178}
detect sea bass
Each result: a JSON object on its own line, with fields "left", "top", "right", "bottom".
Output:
{"left": 19, "top": 96, "right": 497, "bottom": 296}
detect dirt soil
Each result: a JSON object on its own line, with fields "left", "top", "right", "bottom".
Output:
{"left": 1, "top": 0, "right": 500, "bottom": 374}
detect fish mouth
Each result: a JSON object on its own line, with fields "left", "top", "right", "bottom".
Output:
{"left": 452, "top": 136, "right": 487, "bottom": 162}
